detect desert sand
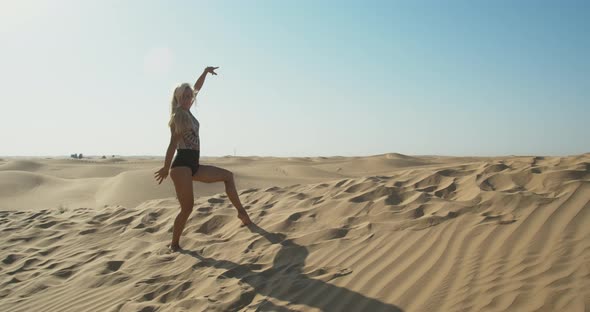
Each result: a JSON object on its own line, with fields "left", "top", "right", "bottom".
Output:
{"left": 0, "top": 153, "right": 589, "bottom": 311}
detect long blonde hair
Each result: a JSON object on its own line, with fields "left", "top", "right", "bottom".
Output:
{"left": 168, "top": 83, "right": 194, "bottom": 135}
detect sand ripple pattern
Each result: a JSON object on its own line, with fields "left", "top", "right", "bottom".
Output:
{"left": 0, "top": 155, "right": 589, "bottom": 311}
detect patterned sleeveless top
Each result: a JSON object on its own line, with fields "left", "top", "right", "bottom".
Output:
{"left": 177, "top": 110, "right": 200, "bottom": 151}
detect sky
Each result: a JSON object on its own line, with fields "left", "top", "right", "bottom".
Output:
{"left": 1, "top": 0, "right": 588, "bottom": 157}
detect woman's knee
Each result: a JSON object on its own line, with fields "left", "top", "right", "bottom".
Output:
{"left": 178, "top": 192, "right": 194, "bottom": 212}
{"left": 224, "top": 170, "right": 234, "bottom": 182}
{"left": 179, "top": 200, "right": 194, "bottom": 214}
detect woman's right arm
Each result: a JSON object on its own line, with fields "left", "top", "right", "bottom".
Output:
{"left": 163, "top": 126, "right": 180, "bottom": 169}
{"left": 155, "top": 127, "right": 180, "bottom": 184}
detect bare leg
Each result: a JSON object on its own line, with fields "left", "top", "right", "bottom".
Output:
{"left": 193, "top": 165, "right": 252, "bottom": 226}
{"left": 224, "top": 177, "right": 252, "bottom": 225}
{"left": 171, "top": 210, "right": 192, "bottom": 250}
{"left": 169, "top": 167, "right": 194, "bottom": 251}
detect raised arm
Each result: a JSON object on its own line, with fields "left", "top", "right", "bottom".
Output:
{"left": 193, "top": 66, "right": 219, "bottom": 92}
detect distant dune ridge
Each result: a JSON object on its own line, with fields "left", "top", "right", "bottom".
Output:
{"left": 0, "top": 153, "right": 589, "bottom": 311}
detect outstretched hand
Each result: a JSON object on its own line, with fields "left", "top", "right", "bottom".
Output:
{"left": 154, "top": 167, "right": 169, "bottom": 185}
{"left": 205, "top": 66, "right": 219, "bottom": 75}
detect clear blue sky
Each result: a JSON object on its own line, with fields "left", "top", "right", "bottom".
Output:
{"left": 1, "top": 0, "right": 588, "bottom": 157}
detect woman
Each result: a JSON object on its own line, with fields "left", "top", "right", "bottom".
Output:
{"left": 154, "top": 66, "right": 252, "bottom": 252}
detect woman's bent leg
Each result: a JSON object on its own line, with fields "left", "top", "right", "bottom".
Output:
{"left": 193, "top": 165, "right": 252, "bottom": 225}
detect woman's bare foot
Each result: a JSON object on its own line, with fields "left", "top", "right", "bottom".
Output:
{"left": 237, "top": 210, "right": 252, "bottom": 226}
{"left": 169, "top": 243, "right": 182, "bottom": 252}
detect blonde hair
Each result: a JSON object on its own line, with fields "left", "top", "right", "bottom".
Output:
{"left": 168, "top": 83, "right": 194, "bottom": 135}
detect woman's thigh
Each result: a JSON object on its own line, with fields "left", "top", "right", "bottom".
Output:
{"left": 170, "top": 167, "right": 194, "bottom": 208}
{"left": 192, "top": 164, "right": 232, "bottom": 183}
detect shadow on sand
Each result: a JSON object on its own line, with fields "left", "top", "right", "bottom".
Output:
{"left": 179, "top": 223, "right": 403, "bottom": 311}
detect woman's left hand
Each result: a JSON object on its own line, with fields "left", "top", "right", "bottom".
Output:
{"left": 154, "top": 167, "right": 169, "bottom": 185}
{"left": 205, "top": 66, "right": 219, "bottom": 75}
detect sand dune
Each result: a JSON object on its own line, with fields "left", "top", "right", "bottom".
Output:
{"left": 0, "top": 155, "right": 444, "bottom": 211}
{"left": 0, "top": 154, "right": 589, "bottom": 311}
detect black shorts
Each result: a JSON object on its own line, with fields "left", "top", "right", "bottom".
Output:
{"left": 171, "top": 149, "right": 200, "bottom": 176}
